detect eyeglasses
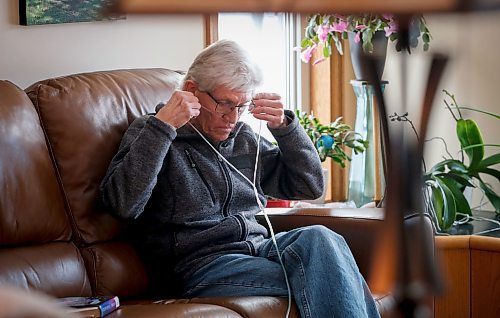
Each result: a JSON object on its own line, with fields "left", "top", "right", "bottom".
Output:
{"left": 203, "top": 91, "right": 255, "bottom": 116}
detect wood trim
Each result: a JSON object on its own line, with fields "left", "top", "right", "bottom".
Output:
{"left": 470, "top": 235, "right": 500, "bottom": 252}
{"left": 436, "top": 235, "right": 471, "bottom": 250}
{"left": 117, "top": 0, "right": 464, "bottom": 14}
{"left": 203, "top": 14, "right": 218, "bottom": 47}
{"left": 310, "top": 48, "right": 333, "bottom": 201}
{"left": 330, "top": 49, "right": 346, "bottom": 201}
{"left": 309, "top": 47, "right": 347, "bottom": 201}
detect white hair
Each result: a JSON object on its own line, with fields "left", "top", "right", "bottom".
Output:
{"left": 182, "top": 39, "right": 263, "bottom": 94}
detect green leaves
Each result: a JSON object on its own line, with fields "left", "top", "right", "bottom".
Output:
{"left": 429, "top": 175, "right": 472, "bottom": 231}
{"left": 478, "top": 179, "right": 500, "bottom": 212}
{"left": 453, "top": 119, "right": 500, "bottom": 213}
{"left": 420, "top": 92, "right": 500, "bottom": 232}
{"left": 456, "top": 119, "right": 484, "bottom": 171}
{"left": 426, "top": 160, "right": 473, "bottom": 231}
{"left": 296, "top": 110, "right": 368, "bottom": 168}
{"left": 430, "top": 159, "right": 468, "bottom": 174}
{"left": 361, "top": 29, "right": 374, "bottom": 53}
{"left": 435, "top": 178, "right": 459, "bottom": 229}
{"left": 332, "top": 33, "right": 343, "bottom": 56}
{"left": 478, "top": 153, "right": 500, "bottom": 171}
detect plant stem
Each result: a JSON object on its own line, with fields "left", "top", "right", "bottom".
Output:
{"left": 459, "top": 144, "right": 500, "bottom": 151}
{"left": 442, "top": 89, "right": 462, "bottom": 119}
{"left": 443, "top": 100, "right": 458, "bottom": 121}
{"left": 451, "top": 106, "right": 500, "bottom": 119}
{"left": 442, "top": 89, "right": 464, "bottom": 162}
{"left": 389, "top": 112, "right": 427, "bottom": 171}
{"left": 425, "top": 137, "right": 454, "bottom": 159}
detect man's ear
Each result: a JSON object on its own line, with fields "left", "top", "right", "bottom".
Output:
{"left": 183, "top": 80, "right": 197, "bottom": 93}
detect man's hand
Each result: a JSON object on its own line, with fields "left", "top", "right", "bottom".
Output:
{"left": 251, "top": 92, "right": 286, "bottom": 129}
{"left": 155, "top": 90, "right": 201, "bottom": 129}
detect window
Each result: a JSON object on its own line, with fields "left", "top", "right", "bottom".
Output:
{"left": 216, "top": 12, "right": 302, "bottom": 140}
{"left": 207, "top": 13, "right": 351, "bottom": 201}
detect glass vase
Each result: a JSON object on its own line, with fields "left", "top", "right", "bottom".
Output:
{"left": 348, "top": 80, "right": 388, "bottom": 207}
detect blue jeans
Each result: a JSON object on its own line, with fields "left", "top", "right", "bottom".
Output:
{"left": 181, "top": 225, "right": 380, "bottom": 318}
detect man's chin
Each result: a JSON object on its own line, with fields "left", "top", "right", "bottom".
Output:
{"left": 206, "top": 132, "right": 230, "bottom": 142}
{"left": 214, "top": 128, "right": 233, "bottom": 140}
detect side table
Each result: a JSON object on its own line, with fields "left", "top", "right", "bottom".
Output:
{"left": 434, "top": 226, "right": 500, "bottom": 317}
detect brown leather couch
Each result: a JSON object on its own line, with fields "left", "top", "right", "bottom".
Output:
{"left": 0, "top": 68, "right": 427, "bottom": 317}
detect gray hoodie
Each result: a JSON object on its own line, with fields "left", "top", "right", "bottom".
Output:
{"left": 100, "top": 109, "right": 324, "bottom": 281}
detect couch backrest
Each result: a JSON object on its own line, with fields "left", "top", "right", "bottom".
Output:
{"left": 25, "top": 69, "right": 183, "bottom": 245}
{"left": 25, "top": 69, "right": 184, "bottom": 297}
{"left": 0, "top": 80, "right": 91, "bottom": 297}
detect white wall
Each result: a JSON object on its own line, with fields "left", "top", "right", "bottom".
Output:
{"left": 0, "top": 0, "right": 204, "bottom": 88}
{"left": 384, "top": 11, "right": 500, "bottom": 210}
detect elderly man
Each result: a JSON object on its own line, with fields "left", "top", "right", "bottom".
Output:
{"left": 101, "top": 39, "right": 379, "bottom": 318}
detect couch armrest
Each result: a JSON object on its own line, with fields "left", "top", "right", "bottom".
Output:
{"left": 256, "top": 208, "right": 384, "bottom": 276}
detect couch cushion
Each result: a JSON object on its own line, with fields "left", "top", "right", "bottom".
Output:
{"left": 0, "top": 242, "right": 91, "bottom": 297}
{"left": 0, "top": 80, "right": 70, "bottom": 245}
{"left": 186, "top": 296, "right": 300, "bottom": 318}
{"left": 111, "top": 303, "right": 243, "bottom": 318}
{"left": 81, "top": 241, "right": 149, "bottom": 297}
{"left": 0, "top": 80, "right": 91, "bottom": 297}
{"left": 122, "top": 297, "right": 299, "bottom": 318}
{"left": 25, "top": 69, "right": 183, "bottom": 245}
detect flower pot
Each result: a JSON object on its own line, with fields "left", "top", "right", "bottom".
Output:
{"left": 348, "top": 31, "right": 388, "bottom": 81}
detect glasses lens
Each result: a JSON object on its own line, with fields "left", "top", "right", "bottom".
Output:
{"left": 216, "top": 102, "right": 252, "bottom": 115}
{"left": 237, "top": 105, "right": 248, "bottom": 115}
{"left": 215, "top": 103, "right": 234, "bottom": 115}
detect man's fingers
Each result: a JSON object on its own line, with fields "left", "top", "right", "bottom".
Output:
{"left": 252, "top": 99, "right": 283, "bottom": 109}
{"left": 253, "top": 92, "right": 281, "bottom": 100}
{"left": 252, "top": 112, "right": 275, "bottom": 122}
{"left": 251, "top": 105, "right": 283, "bottom": 117}
{"left": 157, "top": 90, "right": 201, "bottom": 127}
{"left": 190, "top": 107, "right": 201, "bottom": 118}
{"left": 252, "top": 112, "right": 284, "bottom": 128}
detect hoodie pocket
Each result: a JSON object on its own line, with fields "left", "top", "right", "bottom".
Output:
{"left": 184, "top": 149, "right": 216, "bottom": 204}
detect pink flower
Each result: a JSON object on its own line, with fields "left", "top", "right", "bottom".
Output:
{"left": 300, "top": 44, "right": 317, "bottom": 63}
{"left": 313, "top": 57, "right": 325, "bottom": 65}
{"left": 382, "top": 13, "right": 394, "bottom": 20}
{"left": 353, "top": 25, "right": 366, "bottom": 43}
{"left": 384, "top": 20, "right": 398, "bottom": 37}
{"left": 331, "top": 20, "right": 348, "bottom": 33}
{"left": 316, "top": 24, "right": 333, "bottom": 42}
{"left": 355, "top": 31, "right": 361, "bottom": 43}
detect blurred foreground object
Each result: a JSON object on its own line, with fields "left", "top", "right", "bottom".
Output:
{"left": 0, "top": 285, "right": 76, "bottom": 318}
{"left": 113, "top": 0, "right": 500, "bottom": 14}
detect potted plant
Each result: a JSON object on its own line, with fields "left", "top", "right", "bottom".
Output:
{"left": 266, "top": 111, "right": 367, "bottom": 207}
{"left": 288, "top": 111, "right": 366, "bottom": 205}
{"left": 390, "top": 90, "right": 500, "bottom": 232}
{"left": 296, "top": 110, "right": 369, "bottom": 167}
{"left": 298, "top": 13, "right": 432, "bottom": 79}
